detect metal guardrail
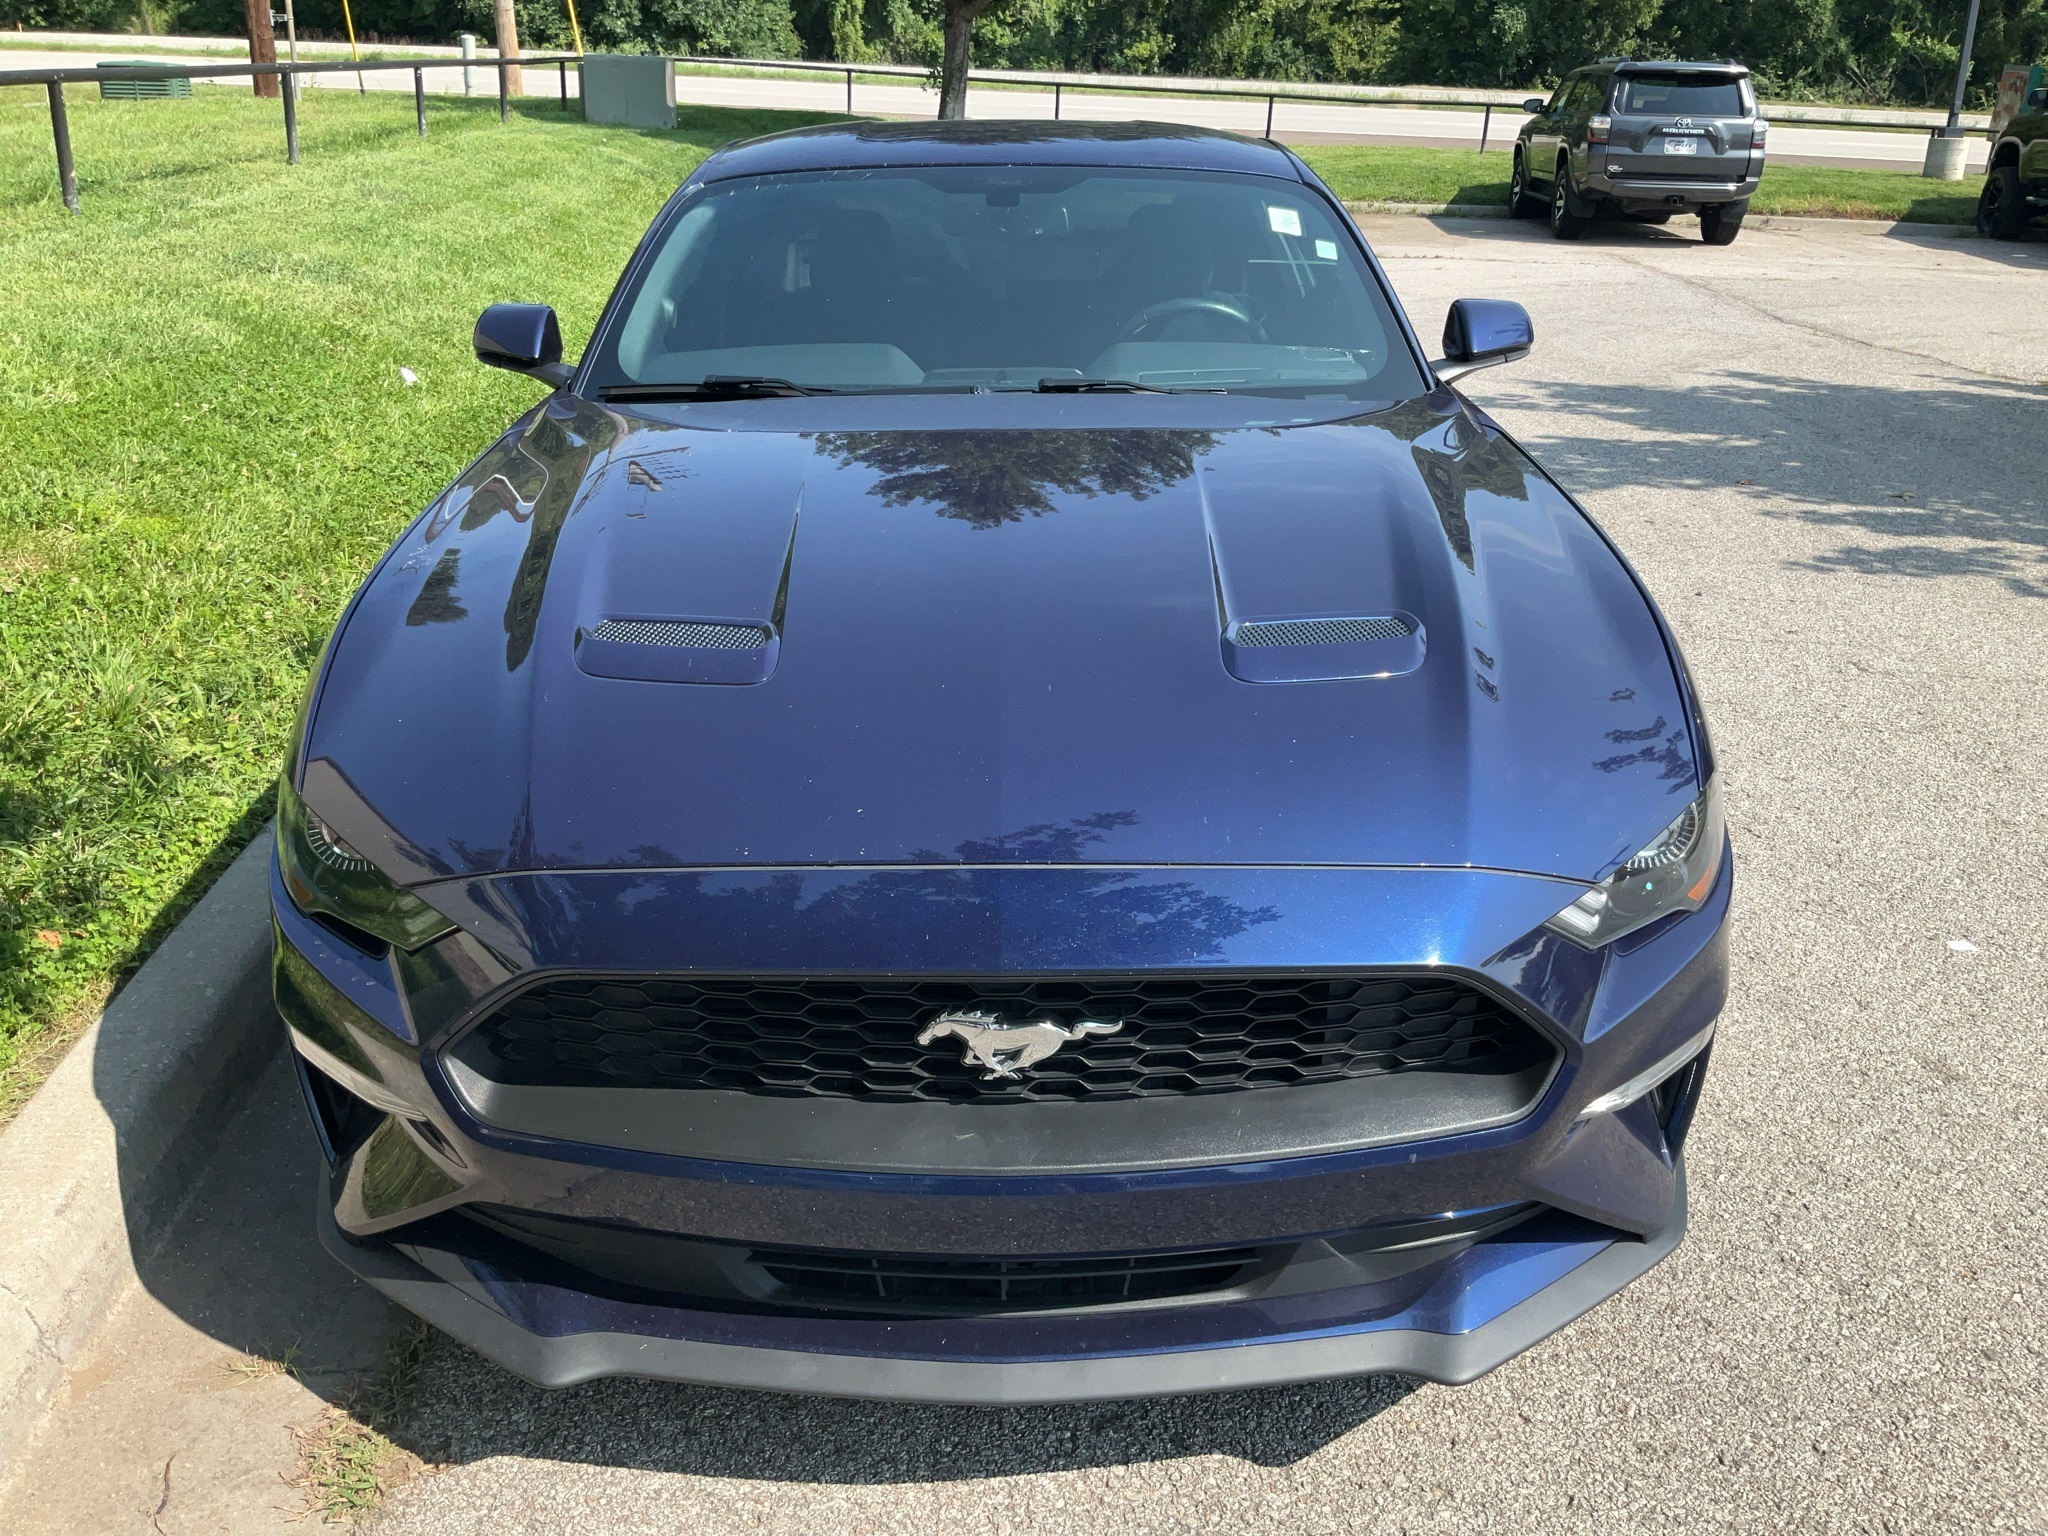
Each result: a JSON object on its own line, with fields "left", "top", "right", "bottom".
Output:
{"left": 666, "top": 53, "right": 1986, "bottom": 137}
{"left": 665, "top": 52, "right": 1535, "bottom": 144}
{"left": 2, "top": 48, "right": 1980, "bottom": 214}
{"left": 1, "top": 53, "right": 582, "bottom": 212}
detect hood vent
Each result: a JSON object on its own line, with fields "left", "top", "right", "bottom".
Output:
{"left": 576, "top": 616, "right": 780, "bottom": 686}
{"left": 589, "top": 619, "right": 770, "bottom": 650}
{"left": 1236, "top": 616, "right": 1414, "bottom": 648}
{"left": 1223, "top": 612, "right": 1425, "bottom": 685}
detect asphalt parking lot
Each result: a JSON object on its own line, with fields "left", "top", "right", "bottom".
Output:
{"left": 6, "top": 215, "right": 2044, "bottom": 1535}
{"left": 369, "top": 219, "right": 2048, "bottom": 1535}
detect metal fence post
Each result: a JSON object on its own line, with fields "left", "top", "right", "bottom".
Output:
{"left": 415, "top": 66, "right": 426, "bottom": 134}
{"left": 1479, "top": 103, "right": 1492, "bottom": 153}
{"left": 845, "top": 68, "right": 852, "bottom": 114}
{"left": 1053, "top": 82, "right": 1060, "bottom": 120}
{"left": 46, "top": 80, "right": 79, "bottom": 214}
{"left": 282, "top": 66, "right": 300, "bottom": 163}
{"left": 1264, "top": 93, "right": 1275, "bottom": 138}
{"left": 558, "top": 58, "right": 567, "bottom": 109}
{"left": 498, "top": 59, "right": 509, "bottom": 122}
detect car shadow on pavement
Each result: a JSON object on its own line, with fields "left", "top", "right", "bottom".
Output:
{"left": 1482, "top": 370, "right": 2048, "bottom": 599}
{"left": 391, "top": 1350, "right": 1420, "bottom": 1479}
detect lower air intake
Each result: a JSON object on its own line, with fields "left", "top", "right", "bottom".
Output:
{"left": 749, "top": 1244, "right": 1268, "bottom": 1311}
{"left": 587, "top": 619, "right": 770, "bottom": 650}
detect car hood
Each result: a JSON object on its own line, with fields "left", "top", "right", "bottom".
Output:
{"left": 305, "top": 390, "right": 1698, "bottom": 886}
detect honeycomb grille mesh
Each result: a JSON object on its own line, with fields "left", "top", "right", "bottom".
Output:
{"left": 587, "top": 620, "right": 770, "bottom": 650}
{"left": 1235, "top": 616, "right": 1414, "bottom": 647}
{"left": 459, "top": 975, "right": 1552, "bottom": 1104}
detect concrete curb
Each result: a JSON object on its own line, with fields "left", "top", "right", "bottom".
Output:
{"left": 0, "top": 830, "right": 280, "bottom": 1480}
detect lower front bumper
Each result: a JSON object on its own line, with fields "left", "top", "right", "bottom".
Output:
{"left": 1590, "top": 174, "right": 1761, "bottom": 208}
{"left": 318, "top": 1166, "right": 1687, "bottom": 1405}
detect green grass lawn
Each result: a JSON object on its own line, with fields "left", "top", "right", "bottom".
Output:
{"left": 1296, "top": 143, "right": 1981, "bottom": 223}
{"left": 0, "top": 85, "right": 843, "bottom": 1097}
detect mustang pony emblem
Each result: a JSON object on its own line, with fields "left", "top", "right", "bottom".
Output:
{"left": 917, "top": 1009, "right": 1122, "bottom": 1080}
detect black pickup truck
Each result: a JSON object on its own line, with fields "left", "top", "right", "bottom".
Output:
{"left": 1980, "top": 77, "right": 2048, "bottom": 239}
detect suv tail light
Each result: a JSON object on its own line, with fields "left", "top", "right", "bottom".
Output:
{"left": 1752, "top": 120, "right": 1768, "bottom": 149}
{"left": 1587, "top": 115, "right": 1611, "bottom": 145}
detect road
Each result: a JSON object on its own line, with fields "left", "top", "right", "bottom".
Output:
{"left": 0, "top": 46, "right": 1991, "bottom": 172}
{"left": 0, "top": 219, "right": 2042, "bottom": 1535}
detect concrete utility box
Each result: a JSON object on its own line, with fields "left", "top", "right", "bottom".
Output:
{"left": 581, "top": 54, "right": 676, "bottom": 130}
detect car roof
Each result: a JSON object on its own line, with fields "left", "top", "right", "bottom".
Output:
{"left": 1594, "top": 59, "right": 1752, "bottom": 76}
{"left": 694, "top": 120, "right": 1308, "bottom": 184}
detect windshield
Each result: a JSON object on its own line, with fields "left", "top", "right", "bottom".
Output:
{"left": 585, "top": 166, "right": 1425, "bottom": 400}
{"left": 1615, "top": 74, "right": 1747, "bottom": 117}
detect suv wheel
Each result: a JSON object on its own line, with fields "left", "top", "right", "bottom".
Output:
{"left": 1508, "top": 153, "right": 1537, "bottom": 220}
{"left": 1700, "top": 199, "right": 1747, "bottom": 246}
{"left": 1549, "top": 162, "right": 1590, "bottom": 240}
{"left": 1978, "top": 165, "right": 2027, "bottom": 240}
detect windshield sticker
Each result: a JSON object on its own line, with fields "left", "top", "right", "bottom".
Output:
{"left": 1314, "top": 239, "right": 1338, "bottom": 260}
{"left": 1268, "top": 206, "right": 1303, "bottom": 237}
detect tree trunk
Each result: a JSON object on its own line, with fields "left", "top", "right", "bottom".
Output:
{"left": 494, "top": 0, "right": 524, "bottom": 98}
{"left": 939, "top": 0, "right": 995, "bottom": 121}
{"left": 244, "top": 0, "right": 278, "bottom": 99}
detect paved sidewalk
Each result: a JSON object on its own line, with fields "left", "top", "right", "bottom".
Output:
{"left": 0, "top": 1051, "right": 399, "bottom": 1534}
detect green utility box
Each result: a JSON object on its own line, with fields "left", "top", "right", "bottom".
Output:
{"left": 97, "top": 61, "right": 192, "bottom": 100}
{"left": 580, "top": 54, "right": 676, "bottom": 130}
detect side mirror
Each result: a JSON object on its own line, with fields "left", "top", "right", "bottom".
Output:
{"left": 1522, "top": 97, "right": 1548, "bottom": 114}
{"left": 1432, "top": 298, "right": 1533, "bottom": 383}
{"left": 474, "top": 303, "right": 573, "bottom": 389}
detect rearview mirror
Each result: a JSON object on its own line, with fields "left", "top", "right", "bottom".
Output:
{"left": 474, "top": 303, "right": 573, "bottom": 389}
{"left": 1522, "top": 97, "right": 1547, "bottom": 113}
{"left": 1432, "top": 299, "right": 1533, "bottom": 384}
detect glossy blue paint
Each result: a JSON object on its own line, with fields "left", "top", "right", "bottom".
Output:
{"left": 273, "top": 122, "right": 1731, "bottom": 1396}
{"left": 694, "top": 119, "right": 1309, "bottom": 187}
{"left": 305, "top": 390, "right": 1694, "bottom": 889}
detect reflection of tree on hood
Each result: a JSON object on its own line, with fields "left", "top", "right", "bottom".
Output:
{"left": 811, "top": 429, "right": 1218, "bottom": 530}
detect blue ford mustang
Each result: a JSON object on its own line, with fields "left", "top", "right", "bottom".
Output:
{"left": 273, "top": 120, "right": 1729, "bottom": 1403}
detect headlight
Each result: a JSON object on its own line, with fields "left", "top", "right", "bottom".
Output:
{"left": 277, "top": 775, "right": 456, "bottom": 952}
{"left": 1545, "top": 778, "right": 1725, "bottom": 948}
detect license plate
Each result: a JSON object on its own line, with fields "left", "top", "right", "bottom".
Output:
{"left": 1662, "top": 138, "right": 1700, "bottom": 155}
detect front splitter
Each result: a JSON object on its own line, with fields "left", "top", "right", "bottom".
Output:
{"left": 317, "top": 1168, "right": 1687, "bottom": 1405}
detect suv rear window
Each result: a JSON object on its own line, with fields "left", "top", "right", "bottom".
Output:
{"left": 1616, "top": 74, "right": 1746, "bottom": 117}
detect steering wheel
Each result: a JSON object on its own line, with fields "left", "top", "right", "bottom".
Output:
{"left": 1115, "top": 296, "right": 1267, "bottom": 344}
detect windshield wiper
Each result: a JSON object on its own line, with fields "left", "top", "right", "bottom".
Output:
{"left": 599, "top": 376, "right": 831, "bottom": 401}
{"left": 1036, "top": 377, "right": 1163, "bottom": 393}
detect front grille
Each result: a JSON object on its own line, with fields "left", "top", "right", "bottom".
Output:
{"left": 457, "top": 974, "right": 1553, "bottom": 1104}
{"left": 586, "top": 619, "right": 769, "bottom": 649}
{"left": 1236, "top": 616, "right": 1413, "bottom": 646}
{"left": 749, "top": 1243, "right": 1267, "bottom": 1310}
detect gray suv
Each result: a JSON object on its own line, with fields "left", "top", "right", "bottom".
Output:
{"left": 1511, "top": 60, "right": 1767, "bottom": 244}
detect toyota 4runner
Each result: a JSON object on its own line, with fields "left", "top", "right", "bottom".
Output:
{"left": 1512, "top": 59, "right": 1766, "bottom": 245}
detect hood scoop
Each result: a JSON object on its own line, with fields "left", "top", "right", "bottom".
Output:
{"left": 568, "top": 431, "right": 804, "bottom": 687}
{"left": 576, "top": 617, "right": 779, "bottom": 685}
{"left": 1223, "top": 611, "right": 1423, "bottom": 683}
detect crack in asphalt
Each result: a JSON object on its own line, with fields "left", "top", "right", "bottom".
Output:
{"left": 1608, "top": 250, "right": 2048, "bottom": 387}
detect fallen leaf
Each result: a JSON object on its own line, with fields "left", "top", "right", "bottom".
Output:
{"left": 35, "top": 930, "right": 63, "bottom": 949}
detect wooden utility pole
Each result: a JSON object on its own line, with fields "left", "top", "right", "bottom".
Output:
{"left": 494, "top": 0, "right": 524, "bottom": 98}
{"left": 244, "top": 0, "right": 279, "bottom": 99}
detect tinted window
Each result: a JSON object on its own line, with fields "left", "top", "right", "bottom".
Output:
{"left": 588, "top": 167, "right": 1425, "bottom": 400}
{"left": 1616, "top": 74, "right": 1746, "bottom": 116}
